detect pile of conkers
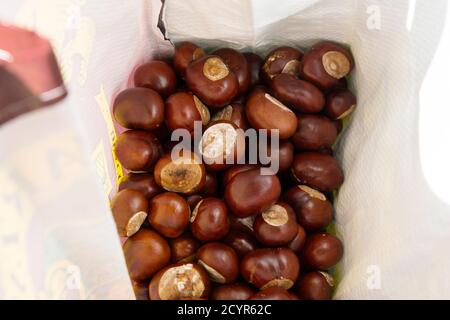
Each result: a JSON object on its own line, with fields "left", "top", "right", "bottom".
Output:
{"left": 111, "top": 40, "right": 355, "bottom": 300}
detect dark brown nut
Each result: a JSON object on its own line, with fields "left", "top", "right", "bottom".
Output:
{"left": 134, "top": 60, "right": 177, "bottom": 98}
{"left": 243, "top": 52, "right": 263, "bottom": 88}
{"left": 165, "top": 92, "right": 210, "bottom": 133}
{"left": 113, "top": 87, "right": 164, "bottom": 130}
{"left": 288, "top": 225, "right": 307, "bottom": 254}
{"left": 123, "top": 229, "right": 170, "bottom": 281}
{"left": 224, "top": 167, "right": 281, "bottom": 217}
{"left": 250, "top": 287, "right": 299, "bottom": 300}
{"left": 229, "top": 215, "right": 256, "bottom": 235}
{"left": 271, "top": 73, "right": 324, "bottom": 113}
{"left": 291, "top": 152, "right": 344, "bottom": 191}
{"left": 211, "top": 283, "right": 256, "bottom": 300}
{"left": 197, "top": 243, "right": 239, "bottom": 284}
{"left": 212, "top": 48, "right": 250, "bottom": 96}
{"left": 241, "top": 248, "right": 300, "bottom": 290}
{"left": 245, "top": 88, "right": 297, "bottom": 139}
{"left": 190, "top": 198, "right": 230, "bottom": 242}
{"left": 264, "top": 140, "right": 294, "bottom": 173}
{"left": 154, "top": 151, "right": 206, "bottom": 194}
{"left": 253, "top": 202, "right": 298, "bottom": 246}
{"left": 199, "top": 120, "right": 246, "bottom": 171}
{"left": 118, "top": 173, "right": 163, "bottom": 199}
{"left": 291, "top": 115, "right": 338, "bottom": 151}
{"left": 185, "top": 55, "right": 239, "bottom": 108}
{"left": 262, "top": 46, "right": 303, "bottom": 83}
{"left": 222, "top": 164, "right": 259, "bottom": 187}
{"left": 111, "top": 189, "right": 148, "bottom": 237}
{"left": 283, "top": 185, "right": 333, "bottom": 231}
{"left": 186, "top": 194, "right": 203, "bottom": 210}
{"left": 325, "top": 88, "right": 357, "bottom": 120}
{"left": 132, "top": 280, "right": 150, "bottom": 300}
{"left": 223, "top": 230, "right": 259, "bottom": 259}
{"left": 300, "top": 41, "right": 354, "bottom": 90}
{"left": 169, "top": 234, "right": 200, "bottom": 262}
{"left": 115, "top": 130, "right": 162, "bottom": 172}
{"left": 148, "top": 192, "right": 190, "bottom": 238}
{"left": 173, "top": 41, "right": 205, "bottom": 78}
{"left": 303, "top": 232, "right": 343, "bottom": 270}
{"left": 149, "top": 262, "right": 210, "bottom": 300}
{"left": 296, "top": 271, "right": 334, "bottom": 300}
{"left": 200, "top": 172, "right": 219, "bottom": 197}
{"left": 211, "top": 102, "right": 249, "bottom": 130}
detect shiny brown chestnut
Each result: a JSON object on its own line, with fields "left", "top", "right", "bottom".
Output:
{"left": 229, "top": 215, "right": 255, "bottom": 235}
{"left": 197, "top": 242, "right": 239, "bottom": 284}
{"left": 291, "top": 114, "right": 338, "bottom": 151}
{"left": 118, "top": 173, "right": 163, "bottom": 199}
{"left": 200, "top": 172, "right": 219, "bottom": 197}
{"left": 263, "top": 140, "right": 294, "bottom": 173}
{"left": 148, "top": 192, "right": 190, "bottom": 238}
{"left": 283, "top": 185, "right": 333, "bottom": 231}
{"left": 123, "top": 229, "right": 170, "bottom": 281}
{"left": 165, "top": 92, "right": 210, "bottom": 133}
{"left": 111, "top": 189, "right": 148, "bottom": 237}
{"left": 154, "top": 151, "right": 206, "bottom": 194}
{"left": 190, "top": 198, "right": 230, "bottom": 242}
{"left": 173, "top": 42, "right": 205, "bottom": 78}
{"left": 185, "top": 55, "right": 239, "bottom": 108}
{"left": 261, "top": 46, "right": 303, "bottom": 83}
{"left": 211, "top": 102, "right": 249, "bottom": 130}
{"left": 212, "top": 48, "right": 250, "bottom": 96}
{"left": 325, "top": 88, "right": 357, "bottom": 120}
{"left": 300, "top": 41, "right": 354, "bottom": 90}
{"left": 271, "top": 73, "right": 325, "bottom": 113}
{"left": 113, "top": 87, "right": 164, "bottom": 130}
{"left": 223, "top": 230, "right": 259, "bottom": 259}
{"left": 186, "top": 194, "right": 203, "bottom": 210}
{"left": 169, "top": 234, "right": 200, "bottom": 263}
{"left": 303, "top": 232, "right": 343, "bottom": 270}
{"left": 291, "top": 152, "right": 344, "bottom": 191}
{"left": 241, "top": 248, "right": 300, "bottom": 290}
{"left": 132, "top": 280, "right": 150, "bottom": 300}
{"left": 149, "top": 262, "right": 210, "bottom": 300}
{"left": 134, "top": 60, "right": 177, "bottom": 98}
{"left": 211, "top": 283, "right": 256, "bottom": 300}
{"left": 288, "top": 224, "right": 307, "bottom": 254}
{"left": 245, "top": 88, "right": 297, "bottom": 139}
{"left": 224, "top": 167, "right": 281, "bottom": 217}
{"left": 222, "top": 164, "right": 259, "bottom": 187}
{"left": 243, "top": 52, "right": 263, "bottom": 88}
{"left": 253, "top": 202, "right": 298, "bottom": 246}
{"left": 296, "top": 271, "right": 334, "bottom": 300}
{"left": 115, "top": 130, "right": 162, "bottom": 172}
{"left": 250, "top": 287, "right": 299, "bottom": 300}
{"left": 199, "top": 120, "right": 246, "bottom": 171}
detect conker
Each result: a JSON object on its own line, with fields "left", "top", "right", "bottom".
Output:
{"left": 211, "top": 102, "right": 249, "bottom": 130}
{"left": 271, "top": 73, "right": 324, "bottom": 113}
{"left": 241, "top": 248, "right": 300, "bottom": 289}
{"left": 200, "top": 172, "right": 219, "bottom": 197}
{"left": 222, "top": 164, "right": 258, "bottom": 187}
{"left": 291, "top": 152, "right": 344, "bottom": 191}
{"left": 118, "top": 173, "right": 163, "bottom": 199}
{"left": 186, "top": 194, "right": 203, "bottom": 210}
{"left": 186, "top": 55, "right": 239, "bottom": 108}
{"left": 223, "top": 229, "right": 258, "bottom": 259}
{"left": 111, "top": 189, "right": 148, "bottom": 237}
{"left": 132, "top": 280, "right": 150, "bottom": 300}
{"left": 243, "top": 52, "right": 263, "bottom": 88}
{"left": 253, "top": 202, "right": 298, "bottom": 246}
{"left": 224, "top": 167, "right": 281, "bottom": 217}
{"left": 303, "top": 232, "right": 343, "bottom": 270}
{"left": 148, "top": 192, "right": 190, "bottom": 238}
{"left": 264, "top": 139, "right": 294, "bottom": 173}
{"left": 115, "top": 130, "right": 162, "bottom": 172}
{"left": 283, "top": 185, "right": 333, "bottom": 231}
{"left": 262, "top": 46, "right": 303, "bottom": 82}
{"left": 250, "top": 287, "right": 299, "bottom": 300}
{"left": 229, "top": 215, "right": 255, "bottom": 235}
{"left": 165, "top": 92, "right": 210, "bottom": 133}
{"left": 291, "top": 114, "right": 338, "bottom": 151}
{"left": 123, "top": 229, "right": 170, "bottom": 281}
{"left": 211, "top": 283, "right": 256, "bottom": 300}
{"left": 149, "top": 262, "right": 210, "bottom": 300}
{"left": 212, "top": 48, "right": 250, "bottom": 96}
{"left": 113, "top": 87, "right": 164, "bottom": 130}
{"left": 134, "top": 60, "right": 177, "bottom": 98}
{"left": 173, "top": 41, "right": 205, "bottom": 78}
{"left": 296, "top": 271, "right": 334, "bottom": 300}
{"left": 245, "top": 88, "right": 297, "bottom": 139}
{"left": 190, "top": 198, "right": 230, "bottom": 242}
{"left": 288, "top": 225, "right": 307, "bottom": 254}
{"left": 197, "top": 242, "right": 239, "bottom": 284}
{"left": 170, "top": 234, "right": 200, "bottom": 262}
{"left": 325, "top": 88, "right": 357, "bottom": 120}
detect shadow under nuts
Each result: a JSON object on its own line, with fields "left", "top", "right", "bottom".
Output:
{"left": 241, "top": 248, "right": 300, "bottom": 290}
{"left": 291, "top": 114, "right": 338, "bottom": 151}
{"left": 197, "top": 242, "right": 239, "bottom": 284}
{"left": 291, "top": 152, "right": 344, "bottom": 191}
{"left": 111, "top": 189, "right": 148, "bottom": 237}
